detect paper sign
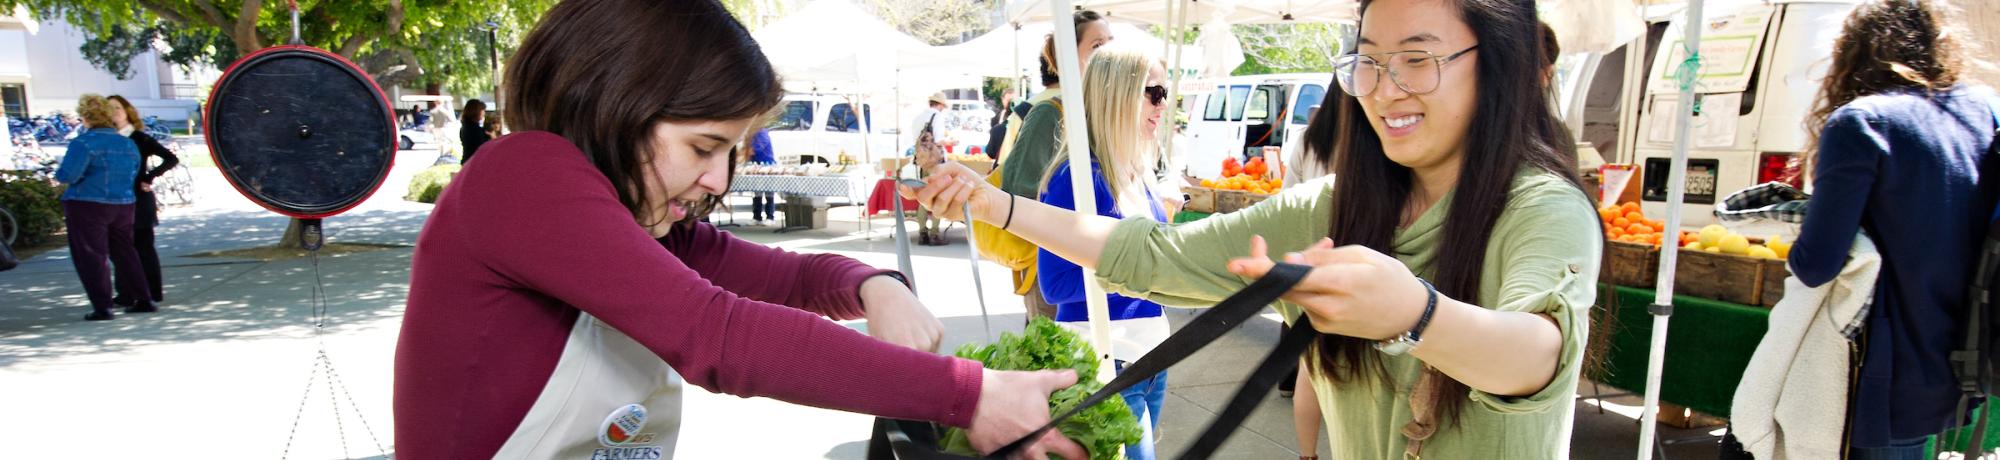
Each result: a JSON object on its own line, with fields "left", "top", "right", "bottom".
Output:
{"left": 1695, "top": 93, "right": 1742, "bottom": 148}
{"left": 1600, "top": 164, "right": 1641, "bottom": 205}
{"left": 1648, "top": 5, "right": 1776, "bottom": 95}
{"left": 1648, "top": 97, "right": 1679, "bottom": 144}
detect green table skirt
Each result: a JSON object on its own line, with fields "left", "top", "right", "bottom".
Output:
{"left": 1592, "top": 285, "right": 2000, "bottom": 454}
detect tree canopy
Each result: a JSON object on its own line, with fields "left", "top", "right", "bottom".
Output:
{"left": 2, "top": 0, "right": 556, "bottom": 95}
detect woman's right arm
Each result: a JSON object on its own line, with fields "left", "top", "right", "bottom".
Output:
{"left": 1791, "top": 108, "right": 1882, "bottom": 287}
{"left": 53, "top": 138, "right": 93, "bottom": 184}
{"left": 908, "top": 164, "right": 1331, "bottom": 306}
{"left": 458, "top": 134, "right": 1082, "bottom": 457}
{"left": 1292, "top": 364, "right": 1321, "bottom": 459}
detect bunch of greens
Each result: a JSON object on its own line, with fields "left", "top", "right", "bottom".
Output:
{"left": 938, "top": 318, "right": 1143, "bottom": 460}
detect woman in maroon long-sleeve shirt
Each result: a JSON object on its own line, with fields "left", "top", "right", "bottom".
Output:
{"left": 393, "top": 1, "right": 1086, "bottom": 459}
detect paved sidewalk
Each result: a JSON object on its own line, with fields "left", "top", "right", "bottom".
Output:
{"left": 0, "top": 156, "right": 1715, "bottom": 458}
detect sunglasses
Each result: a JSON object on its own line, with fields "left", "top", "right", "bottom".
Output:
{"left": 1144, "top": 85, "right": 1168, "bottom": 106}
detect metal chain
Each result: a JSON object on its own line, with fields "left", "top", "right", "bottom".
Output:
{"left": 279, "top": 246, "right": 386, "bottom": 459}
{"left": 279, "top": 355, "right": 321, "bottom": 460}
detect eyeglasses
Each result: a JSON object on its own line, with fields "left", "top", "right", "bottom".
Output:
{"left": 1144, "top": 85, "right": 1168, "bottom": 106}
{"left": 1333, "top": 45, "right": 1479, "bottom": 97}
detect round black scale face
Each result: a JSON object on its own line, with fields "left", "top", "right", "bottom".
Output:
{"left": 205, "top": 45, "right": 396, "bottom": 219}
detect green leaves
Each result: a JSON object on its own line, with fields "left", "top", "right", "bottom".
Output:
{"left": 944, "top": 318, "right": 1142, "bottom": 460}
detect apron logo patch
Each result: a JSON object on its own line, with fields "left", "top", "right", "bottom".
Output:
{"left": 598, "top": 404, "right": 656, "bottom": 446}
{"left": 589, "top": 446, "right": 664, "bottom": 460}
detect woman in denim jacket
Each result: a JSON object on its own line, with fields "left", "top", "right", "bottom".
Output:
{"left": 54, "top": 94, "right": 154, "bottom": 321}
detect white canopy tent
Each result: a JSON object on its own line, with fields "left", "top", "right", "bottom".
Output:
{"left": 1009, "top": 0, "right": 1358, "bottom": 25}
{"left": 909, "top": 22, "right": 1210, "bottom": 82}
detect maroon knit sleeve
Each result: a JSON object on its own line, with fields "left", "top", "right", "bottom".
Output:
{"left": 661, "top": 222, "right": 895, "bottom": 320}
{"left": 459, "top": 132, "right": 982, "bottom": 427}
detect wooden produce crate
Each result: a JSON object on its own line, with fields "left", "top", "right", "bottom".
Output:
{"left": 1600, "top": 240, "right": 1660, "bottom": 288}
{"left": 1183, "top": 186, "right": 1218, "bottom": 213}
{"left": 1244, "top": 192, "right": 1273, "bottom": 208}
{"left": 1758, "top": 259, "right": 1792, "bottom": 307}
{"left": 1674, "top": 249, "right": 1790, "bottom": 307}
{"left": 1215, "top": 190, "right": 1252, "bottom": 213}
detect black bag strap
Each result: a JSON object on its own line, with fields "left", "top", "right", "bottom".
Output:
{"left": 869, "top": 262, "right": 1315, "bottom": 460}
{"left": 1946, "top": 95, "right": 2000, "bottom": 455}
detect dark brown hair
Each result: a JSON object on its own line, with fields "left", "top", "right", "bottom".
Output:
{"left": 1040, "top": 10, "right": 1105, "bottom": 87}
{"left": 504, "top": 0, "right": 783, "bottom": 225}
{"left": 462, "top": 99, "right": 487, "bottom": 125}
{"left": 1804, "top": 0, "right": 1964, "bottom": 177}
{"left": 1299, "top": 0, "right": 1587, "bottom": 426}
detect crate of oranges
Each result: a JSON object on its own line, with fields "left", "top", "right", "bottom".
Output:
{"left": 1198, "top": 157, "right": 1284, "bottom": 213}
{"left": 1597, "top": 202, "right": 1662, "bottom": 288}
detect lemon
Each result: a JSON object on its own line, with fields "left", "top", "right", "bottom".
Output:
{"left": 1766, "top": 236, "right": 1793, "bottom": 259}
{"left": 1705, "top": 246, "right": 1722, "bottom": 253}
{"left": 1683, "top": 241, "right": 1703, "bottom": 251}
{"left": 1698, "top": 224, "right": 1729, "bottom": 247}
{"left": 1747, "top": 245, "right": 1778, "bottom": 259}
{"left": 1719, "top": 234, "right": 1751, "bottom": 255}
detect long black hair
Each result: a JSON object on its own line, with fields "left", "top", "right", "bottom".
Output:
{"left": 1298, "top": 0, "right": 1587, "bottom": 425}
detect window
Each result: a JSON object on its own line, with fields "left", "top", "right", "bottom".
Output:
{"left": 1203, "top": 90, "right": 1227, "bottom": 121}
{"left": 1244, "top": 87, "right": 1273, "bottom": 122}
{"left": 1291, "top": 84, "right": 1325, "bottom": 125}
{"left": 770, "top": 100, "right": 815, "bottom": 131}
{"left": 825, "top": 103, "right": 871, "bottom": 133}
{"left": 0, "top": 84, "right": 24, "bottom": 120}
{"left": 1224, "top": 85, "right": 1252, "bottom": 121}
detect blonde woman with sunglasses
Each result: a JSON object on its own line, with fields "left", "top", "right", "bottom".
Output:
{"left": 1032, "top": 44, "right": 1175, "bottom": 460}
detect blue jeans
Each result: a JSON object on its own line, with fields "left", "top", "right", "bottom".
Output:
{"left": 1115, "top": 360, "right": 1166, "bottom": 460}
{"left": 1848, "top": 436, "right": 1930, "bottom": 460}
{"left": 752, "top": 192, "right": 777, "bottom": 221}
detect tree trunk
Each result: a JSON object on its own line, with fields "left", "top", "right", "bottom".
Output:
{"left": 278, "top": 218, "right": 308, "bottom": 249}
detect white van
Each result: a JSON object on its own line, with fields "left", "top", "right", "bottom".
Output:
{"left": 765, "top": 94, "right": 898, "bottom": 165}
{"left": 1180, "top": 73, "right": 1332, "bottom": 179}
{"left": 1565, "top": 1, "right": 1858, "bottom": 227}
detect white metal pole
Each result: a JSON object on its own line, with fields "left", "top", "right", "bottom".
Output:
{"left": 1637, "top": 1, "right": 1703, "bottom": 458}
{"left": 1158, "top": 0, "right": 1190, "bottom": 153}
{"left": 1050, "top": 0, "right": 1117, "bottom": 383}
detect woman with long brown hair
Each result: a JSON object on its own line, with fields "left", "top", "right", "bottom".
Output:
{"left": 394, "top": 1, "right": 1086, "bottom": 458}
{"left": 1786, "top": 1, "right": 1998, "bottom": 456}
{"left": 907, "top": 0, "right": 1596, "bottom": 457}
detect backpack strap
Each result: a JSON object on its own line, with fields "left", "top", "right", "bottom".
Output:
{"left": 1948, "top": 94, "right": 2000, "bottom": 455}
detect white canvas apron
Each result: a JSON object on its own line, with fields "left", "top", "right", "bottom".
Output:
{"left": 493, "top": 313, "right": 684, "bottom": 460}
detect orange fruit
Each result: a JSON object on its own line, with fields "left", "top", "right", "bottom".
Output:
{"left": 1648, "top": 220, "right": 1666, "bottom": 232}
{"left": 1200, "top": 179, "right": 1215, "bottom": 188}
{"left": 1627, "top": 223, "right": 1651, "bottom": 235}
{"left": 1624, "top": 211, "right": 1644, "bottom": 222}
{"left": 1608, "top": 227, "right": 1627, "bottom": 239}
{"left": 1599, "top": 207, "right": 1618, "bottom": 221}
{"left": 1613, "top": 217, "right": 1630, "bottom": 228}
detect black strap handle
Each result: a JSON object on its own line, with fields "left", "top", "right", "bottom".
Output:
{"left": 870, "top": 262, "right": 1317, "bottom": 459}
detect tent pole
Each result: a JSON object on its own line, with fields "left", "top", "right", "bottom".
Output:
{"left": 1050, "top": 0, "right": 1117, "bottom": 384}
{"left": 1160, "top": 0, "right": 1191, "bottom": 158}
{"left": 1638, "top": 1, "right": 1703, "bottom": 458}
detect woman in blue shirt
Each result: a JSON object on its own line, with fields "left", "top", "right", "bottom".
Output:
{"left": 1035, "top": 45, "right": 1173, "bottom": 460}
{"left": 54, "top": 94, "right": 154, "bottom": 321}
{"left": 1788, "top": 1, "right": 1997, "bottom": 456}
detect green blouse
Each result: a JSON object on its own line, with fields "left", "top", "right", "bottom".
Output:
{"left": 1095, "top": 171, "right": 1601, "bottom": 459}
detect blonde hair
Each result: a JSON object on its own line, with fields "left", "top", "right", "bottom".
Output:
{"left": 107, "top": 95, "right": 144, "bottom": 130}
{"left": 1041, "top": 44, "right": 1164, "bottom": 201}
{"left": 76, "top": 94, "right": 118, "bottom": 129}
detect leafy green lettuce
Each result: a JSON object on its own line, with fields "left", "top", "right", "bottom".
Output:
{"left": 939, "top": 318, "right": 1143, "bottom": 460}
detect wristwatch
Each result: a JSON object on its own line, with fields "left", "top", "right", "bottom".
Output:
{"left": 1376, "top": 277, "right": 1439, "bottom": 356}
